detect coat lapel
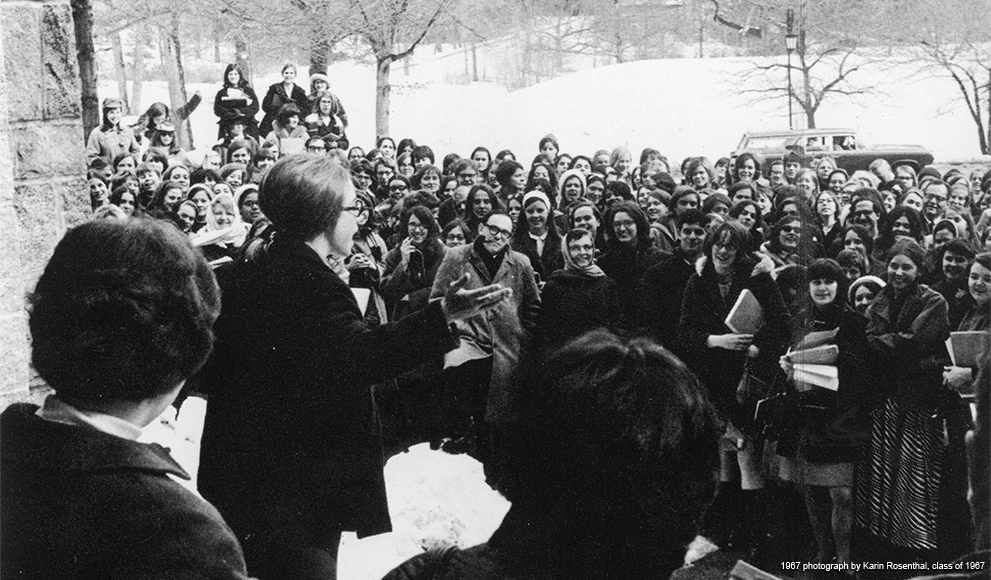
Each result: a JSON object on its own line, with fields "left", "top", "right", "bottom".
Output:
{"left": 467, "top": 249, "right": 494, "bottom": 285}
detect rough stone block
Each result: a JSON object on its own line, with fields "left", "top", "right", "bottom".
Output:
{"left": 0, "top": 313, "right": 30, "bottom": 397}
{"left": 11, "top": 121, "right": 86, "bottom": 180}
{"left": 59, "top": 175, "right": 89, "bottom": 228}
{"left": 13, "top": 181, "right": 59, "bottom": 275}
{"left": 0, "top": 206, "right": 25, "bottom": 315}
{"left": 1, "top": 4, "right": 44, "bottom": 122}
{"left": 42, "top": 3, "right": 81, "bottom": 120}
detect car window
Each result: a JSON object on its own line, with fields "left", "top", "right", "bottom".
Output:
{"left": 833, "top": 135, "right": 857, "bottom": 150}
{"left": 805, "top": 136, "right": 828, "bottom": 152}
{"left": 741, "top": 135, "right": 792, "bottom": 151}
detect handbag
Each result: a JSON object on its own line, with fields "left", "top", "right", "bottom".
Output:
{"left": 736, "top": 358, "right": 774, "bottom": 406}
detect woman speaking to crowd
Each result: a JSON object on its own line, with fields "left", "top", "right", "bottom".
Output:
{"left": 197, "top": 155, "right": 511, "bottom": 580}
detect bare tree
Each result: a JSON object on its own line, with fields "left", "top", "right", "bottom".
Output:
{"left": 70, "top": 0, "right": 100, "bottom": 140}
{"left": 728, "top": 0, "right": 888, "bottom": 128}
{"left": 914, "top": 0, "right": 991, "bottom": 154}
{"left": 349, "top": 0, "right": 454, "bottom": 139}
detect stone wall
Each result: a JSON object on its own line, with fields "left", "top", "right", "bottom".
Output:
{"left": 1, "top": 0, "right": 88, "bottom": 407}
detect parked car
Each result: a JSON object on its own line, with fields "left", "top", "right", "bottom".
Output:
{"left": 734, "top": 128, "right": 934, "bottom": 174}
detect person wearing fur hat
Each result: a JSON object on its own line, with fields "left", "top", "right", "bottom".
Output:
{"left": 264, "top": 103, "right": 308, "bottom": 156}
{"left": 213, "top": 64, "right": 260, "bottom": 139}
{"left": 87, "top": 98, "right": 140, "bottom": 166}
{"left": 259, "top": 63, "right": 308, "bottom": 136}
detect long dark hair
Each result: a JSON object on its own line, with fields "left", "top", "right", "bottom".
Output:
{"left": 222, "top": 63, "right": 250, "bottom": 89}
{"left": 604, "top": 202, "right": 650, "bottom": 249}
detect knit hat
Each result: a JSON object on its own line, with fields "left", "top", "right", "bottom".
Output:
{"left": 522, "top": 190, "right": 551, "bottom": 210}
{"left": 102, "top": 98, "right": 123, "bottom": 110}
{"left": 309, "top": 73, "right": 331, "bottom": 91}
{"left": 848, "top": 275, "right": 886, "bottom": 304}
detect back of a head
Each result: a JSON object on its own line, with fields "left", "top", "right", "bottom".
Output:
{"left": 504, "top": 330, "right": 719, "bottom": 579}
{"left": 260, "top": 154, "right": 352, "bottom": 241}
{"left": 29, "top": 219, "right": 220, "bottom": 405}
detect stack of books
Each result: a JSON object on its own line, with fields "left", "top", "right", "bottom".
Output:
{"left": 786, "top": 328, "right": 840, "bottom": 392}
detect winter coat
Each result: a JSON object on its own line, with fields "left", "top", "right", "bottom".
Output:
{"left": 213, "top": 84, "right": 260, "bottom": 137}
{"left": 86, "top": 123, "right": 140, "bottom": 165}
{"left": 536, "top": 268, "right": 622, "bottom": 354}
{"left": 197, "top": 237, "right": 459, "bottom": 541}
{"left": 865, "top": 282, "right": 951, "bottom": 410}
{"left": 303, "top": 113, "right": 349, "bottom": 149}
{"left": 259, "top": 82, "right": 307, "bottom": 136}
{"left": 598, "top": 243, "right": 664, "bottom": 332}
{"left": 678, "top": 256, "right": 792, "bottom": 431}
{"left": 430, "top": 242, "right": 541, "bottom": 424}
{"left": 510, "top": 232, "right": 564, "bottom": 284}
{"left": 785, "top": 302, "right": 872, "bottom": 463}
{"left": 381, "top": 238, "right": 446, "bottom": 315}
{"left": 639, "top": 247, "right": 697, "bottom": 354}
{"left": 933, "top": 277, "right": 971, "bottom": 331}
{"left": 1, "top": 404, "right": 250, "bottom": 579}
{"left": 264, "top": 118, "right": 309, "bottom": 155}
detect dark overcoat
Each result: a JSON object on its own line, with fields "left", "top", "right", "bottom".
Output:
{"left": 198, "top": 237, "right": 458, "bottom": 542}
{"left": 1, "top": 404, "right": 250, "bottom": 579}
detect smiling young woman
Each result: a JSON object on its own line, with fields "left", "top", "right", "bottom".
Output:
{"left": 857, "top": 238, "right": 972, "bottom": 563}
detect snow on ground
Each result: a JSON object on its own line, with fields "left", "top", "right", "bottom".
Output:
{"left": 110, "top": 54, "right": 988, "bottom": 168}
{"left": 118, "top": 51, "right": 988, "bottom": 580}
{"left": 145, "top": 402, "right": 509, "bottom": 580}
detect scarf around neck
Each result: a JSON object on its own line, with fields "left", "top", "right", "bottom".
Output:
{"left": 561, "top": 236, "right": 605, "bottom": 277}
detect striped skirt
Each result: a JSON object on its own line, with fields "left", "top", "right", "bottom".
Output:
{"left": 855, "top": 396, "right": 944, "bottom": 551}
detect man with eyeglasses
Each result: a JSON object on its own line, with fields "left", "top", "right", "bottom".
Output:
{"left": 305, "top": 137, "right": 327, "bottom": 155}
{"left": 430, "top": 209, "right": 541, "bottom": 476}
{"left": 921, "top": 179, "right": 950, "bottom": 229}
{"left": 451, "top": 159, "right": 478, "bottom": 187}
{"left": 847, "top": 197, "right": 883, "bottom": 237}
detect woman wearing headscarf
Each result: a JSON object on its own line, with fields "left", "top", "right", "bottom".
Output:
{"left": 191, "top": 191, "right": 247, "bottom": 263}
{"left": 535, "top": 228, "right": 622, "bottom": 355}
{"left": 213, "top": 63, "right": 260, "bottom": 139}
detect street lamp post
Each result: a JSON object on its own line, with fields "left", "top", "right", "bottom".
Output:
{"left": 785, "top": 8, "right": 797, "bottom": 130}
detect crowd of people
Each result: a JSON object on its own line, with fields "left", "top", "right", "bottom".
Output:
{"left": 12, "top": 62, "right": 991, "bottom": 579}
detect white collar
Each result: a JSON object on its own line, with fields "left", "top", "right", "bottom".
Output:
{"left": 36, "top": 395, "right": 143, "bottom": 441}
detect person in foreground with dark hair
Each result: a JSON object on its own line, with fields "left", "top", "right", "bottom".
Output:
{"left": 381, "top": 329, "right": 720, "bottom": 580}
{"left": 1, "top": 219, "right": 251, "bottom": 579}
{"left": 198, "top": 154, "right": 512, "bottom": 580}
